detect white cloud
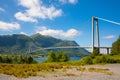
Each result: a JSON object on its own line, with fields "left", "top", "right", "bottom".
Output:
{"left": 68, "top": 0, "right": 78, "bottom": 4}
{"left": 103, "top": 35, "right": 115, "bottom": 39}
{"left": 15, "top": 12, "right": 37, "bottom": 22}
{"left": 59, "top": 0, "right": 78, "bottom": 4}
{"left": 36, "top": 26, "right": 80, "bottom": 38}
{"left": 20, "top": 32, "right": 27, "bottom": 35}
{"left": 15, "top": 0, "right": 62, "bottom": 22}
{"left": 0, "top": 21, "right": 20, "bottom": 31}
{"left": 59, "top": 0, "right": 67, "bottom": 4}
{"left": 0, "top": 7, "right": 5, "bottom": 12}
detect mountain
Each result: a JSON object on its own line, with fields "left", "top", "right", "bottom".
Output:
{"left": 0, "top": 34, "right": 90, "bottom": 57}
{"left": 0, "top": 34, "right": 33, "bottom": 54}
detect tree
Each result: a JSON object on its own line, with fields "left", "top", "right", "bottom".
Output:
{"left": 59, "top": 52, "right": 69, "bottom": 62}
{"left": 19, "top": 56, "right": 25, "bottom": 63}
{"left": 90, "top": 47, "right": 99, "bottom": 58}
{"left": 80, "top": 56, "right": 93, "bottom": 64}
{"left": 47, "top": 51, "right": 69, "bottom": 62}
{"left": 12, "top": 56, "right": 18, "bottom": 64}
{"left": 111, "top": 36, "right": 120, "bottom": 55}
{"left": 56, "top": 53, "right": 62, "bottom": 62}
{"left": 27, "top": 56, "right": 33, "bottom": 64}
{"left": 47, "top": 51, "right": 56, "bottom": 62}
{"left": 3, "top": 56, "right": 12, "bottom": 63}
{"left": 0, "top": 56, "right": 2, "bottom": 63}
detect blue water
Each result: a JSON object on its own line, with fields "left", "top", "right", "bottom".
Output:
{"left": 34, "top": 57, "right": 81, "bottom": 63}
{"left": 70, "top": 57, "right": 81, "bottom": 60}
{"left": 34, "top": 57, "right": 47, "bottom": 63}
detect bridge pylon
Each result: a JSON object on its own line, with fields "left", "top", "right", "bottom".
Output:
{"left": 92, "top": 17, "right": 100, "bottom": 52}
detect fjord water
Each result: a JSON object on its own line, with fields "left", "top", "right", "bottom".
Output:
{"left": 34, "top": 57, "right": 81, "bottom": 63}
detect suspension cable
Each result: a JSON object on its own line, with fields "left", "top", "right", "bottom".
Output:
{"left": 95, "top": 17, "right": 120, "bottom": 26}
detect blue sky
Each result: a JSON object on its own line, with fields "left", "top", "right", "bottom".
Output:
{"left": 0, "top": 0, "right": 120, "bottom": 47}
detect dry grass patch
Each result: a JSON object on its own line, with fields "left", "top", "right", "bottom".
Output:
{"left": 64, "top": 73, "right": 76, "bottom": 76}
{"left": 88, "top": 67, "right": 114, "bottom": 75}
{"left": 76, "top": 67, "right": 86, "bottom": 72}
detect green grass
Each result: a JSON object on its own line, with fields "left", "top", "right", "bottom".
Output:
{"left": 79, "top": 54, "right": 120, "bottom": 65}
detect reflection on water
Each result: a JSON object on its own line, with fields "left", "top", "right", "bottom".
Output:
{"left": 34, "top": 57, "right": 81, "bottom": 63}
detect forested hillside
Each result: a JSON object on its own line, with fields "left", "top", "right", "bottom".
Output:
{"left": 0, "top": 34, "right": 90, "bottom": 57}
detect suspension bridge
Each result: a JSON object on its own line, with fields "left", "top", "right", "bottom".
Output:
{"left": 27, "top": 16, "right": 120, "bottom": 54}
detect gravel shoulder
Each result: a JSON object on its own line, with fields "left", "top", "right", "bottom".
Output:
{"left": 0, "top": 64, "right": 120, "bottom": 80}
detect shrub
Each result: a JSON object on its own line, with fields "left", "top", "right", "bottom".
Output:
{"left": 47, "top": 51, "right": 69, "bottom": 62}
{"left": 0, "top": 55, "right": 36, "bottom": 64}
{"left": 58, "top": 52, "right": 69, "bottom": 62}
{"left": 47, "top": 51, "right": 56, "bottom": 62}
{"left": 90, "top": 48, "right": 100, "bottom": 58}
{"left": 93, "top": 55, "right": 120, "bottom": 64}
{"left": 80, "top": 56, "right": 93, "bottom": 65}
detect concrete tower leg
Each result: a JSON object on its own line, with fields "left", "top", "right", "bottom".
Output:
{"left": 92, "top": 17, "right": 100, "bottom": 53}
{"left": 96, "top": 19, "right": 100, "bottom": 53}
{"left": 92, "top": 17, "right": 95, "bottom": 52}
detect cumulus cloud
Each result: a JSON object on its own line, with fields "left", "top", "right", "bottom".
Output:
{"left": 20, "top": 32, "right": 27, "bottom": 35}
{"left": 0, "top": 7, "right": 5, "bottom": 12}
{"left": 103, "top": 35, "right": 115, "bottom": 39}
{"left": 68, "top": 0, "right": 78, "bottom": 4}
{"left": 59, "top": 0, "right": 78, "bottom": 4}
{"left": 0, "top": 21, "right": 20, "bottom": 31}
{"left": 36, "top": 26, "right": 80, "bottom": 38}
{"left": 15, "top": 0, "right": 62, "bottom": 22}
{"left": 15, "top": 12, "right": 37, "bottom": 23}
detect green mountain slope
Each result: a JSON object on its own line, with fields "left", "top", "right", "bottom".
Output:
{"left": 31, "top": 33, "right": 61, "bottom": 47}
{"left": 0, "top": 34, "right": 34, "bottom": 54}
{"left": 0, "top": 34, "right": 90, "bottom": 57}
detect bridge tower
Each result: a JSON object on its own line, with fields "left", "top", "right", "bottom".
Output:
{"left": 92, "top": 17, "right": 100, "bottom": 52}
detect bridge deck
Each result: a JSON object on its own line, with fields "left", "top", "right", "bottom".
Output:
{"left": 29, "top": 46, "right": 111, "bottom": 53}
{"left": 42, "top": 46, "right": 112, "bottom": 50}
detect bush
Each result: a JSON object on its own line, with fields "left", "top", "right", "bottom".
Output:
{"left": 90, "top": 48, "right": 100, "bottom": 58}
{"left": 93, "top": 55, "right": 120, "bottom": 64}
{"left": 56, "top": 52, "right": 69, "bottom": 62}
{"left": 93, "top": 55, "right": 107, "bottom": 64}
{"left": 0, "top": 55, "right": 35, "bottom": 64}
{"left": 80, "top": 56, "right": 93, "bottom": 65}
{"left": 107, "top": 55, "right": 120, "bottom": 63}
{"left": 47, "top": 51, "right": 69, "bottom": 62}
{"left": 47, "top": 51, "right": 56, "bottom": 62}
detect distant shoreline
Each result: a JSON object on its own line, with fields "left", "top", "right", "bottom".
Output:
{"left": 33, "top": 56, "right": 81, "bottom": 63}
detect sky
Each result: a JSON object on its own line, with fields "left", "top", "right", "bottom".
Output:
{"left": 0, "top": 0, "right": 120, "bottom": 47}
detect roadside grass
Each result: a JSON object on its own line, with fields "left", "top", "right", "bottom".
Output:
{"left": 0, "top": 63, "right": 63, "bottom": 78}
{"left": 88, "top": 67, "right": 109, "bottom": 72}
{"left": 88, "top": 67, "right": 114, "bottom": 75}
{"left": 0, "top": 55, "right": 120, "bottom": 78}
{"left": 64, "top": 73, "right": 76, "bottom": 76}
{"left": 0, "top": 62, "right": 83, "bottom": 78}
{"left": 76, "top": 67, "right": 86, "bottom": 72}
